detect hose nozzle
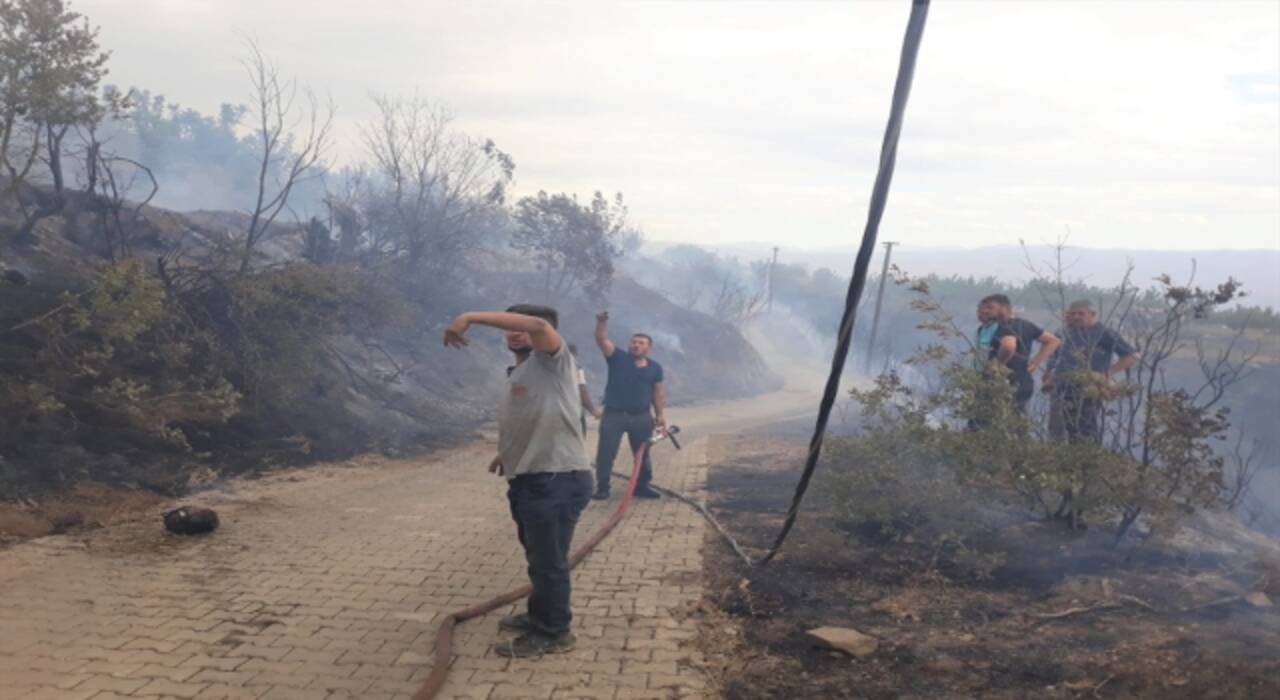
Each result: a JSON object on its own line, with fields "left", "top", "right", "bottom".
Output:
{"left": 649, "top": 425, "right": 682, "bottom": 450}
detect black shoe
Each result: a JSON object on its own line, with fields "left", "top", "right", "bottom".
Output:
{"left": 493, "top": 631, "right": 576, "bottom": 658}
{"left": 498, "top": 613, "right": 537, "bottom": 633}
{"left": 634, "top": 486, "right": 661, "bottom": 499}
{"left": 592, "top": 488, "right": 610, "bottom": 500}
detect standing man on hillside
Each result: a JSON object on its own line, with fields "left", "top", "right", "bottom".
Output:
{"left": 443, "top": 304, "right": 592, "bottom": 658}
{"left": 985, "top": 294, "right": 1061, "bottom": 415}
{"left": 1042, "top": 300, "right": 1140, "bottom": 443}
{"left": 592, "top": 311, "right": 667, "bottom": 501}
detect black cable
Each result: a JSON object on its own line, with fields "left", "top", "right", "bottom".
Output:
{"left": 759, "top": 0, "right": 931, "bottom": 565}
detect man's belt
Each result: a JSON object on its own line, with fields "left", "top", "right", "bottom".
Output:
{"left": 605, "top": 407, "right": 651, "bottom": 416}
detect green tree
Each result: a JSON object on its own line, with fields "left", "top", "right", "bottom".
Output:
{"left": 0, "top": 0, "right": 111, "bottom": 236}
{"left": 511, "top": 190, "right": 629, "bottom": 302}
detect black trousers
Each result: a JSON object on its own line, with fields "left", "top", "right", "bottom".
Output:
{"left": 594, "top": 410, "right": 654, "bottom": 492}
{"left": 507, "top": 471, "right": 592, "bottom": 636}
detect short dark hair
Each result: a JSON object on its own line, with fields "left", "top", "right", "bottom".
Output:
{"left": 506, "top": 304, "right": 559, "bottom": 329}
{"left": 980, "top": 294, "right": 1011, "bottom": 307}
{"left": 631, "top": 333, "right": 653, "bottom": 345}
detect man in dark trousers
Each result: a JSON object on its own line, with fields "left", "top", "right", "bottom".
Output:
{"left": 984, "top": 294, "right": 1061, "bottom": 414}
{"left": 1043, "top": 300, "right": 1140, "bottom": 443}
{"left": 591, "top": 311, "right": 667, "bottom": 500}
{"left": 443, "top": 304, "right": 592, "bottom": 657}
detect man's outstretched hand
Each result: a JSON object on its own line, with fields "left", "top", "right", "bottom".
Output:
{"left": 596, "top": 311, "right": 609, "bottom": 325}
{"left": 443, "top": 314, "right": 471, "bottom": 348}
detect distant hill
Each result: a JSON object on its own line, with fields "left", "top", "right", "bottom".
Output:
{"left": 649, "top": 241, "right": 1280, "bottom": 310}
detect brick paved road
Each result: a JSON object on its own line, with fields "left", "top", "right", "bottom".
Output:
{"left": 0, "top": 389, "right": 816, "bottom": 700}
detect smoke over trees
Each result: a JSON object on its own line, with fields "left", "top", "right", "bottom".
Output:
{"left": 237, "top": 39, "right": 333, "bottom": 275}
{"left": 0, "top": 5, "right": 647, "bottom": 497}
{"left": 353, "top": 95, "right": 514, "bottom": 275}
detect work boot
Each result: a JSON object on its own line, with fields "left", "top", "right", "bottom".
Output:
{"left": 634, "top": 486, "right": 661, "bottom": 499}
{"left": 498, "top": 613, "right": 536, "bottom": 633}
{"left": 493, "top": 631, "right": 576, "bottom": 658}
{"left": 592, "top": 488, "right": 610, "bottom": 500}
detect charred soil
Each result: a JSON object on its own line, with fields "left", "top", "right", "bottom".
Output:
{"left": 698, "top": 431, "right": 1280, "bottom": 699}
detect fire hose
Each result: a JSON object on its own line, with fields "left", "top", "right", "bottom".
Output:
{"left": 412, "top": 426, "right": 682, "bottom": 700}
{"left": 415, "top": 1, "right": 929, "bottom": 692}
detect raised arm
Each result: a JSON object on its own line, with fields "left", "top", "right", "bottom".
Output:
{"left": 1027, "top": 330, "right": 1061, "bottom": 374}
{"left": 443, "top": 311, "right": 561, "bottom": 354}
{"left": 595, "top": 311, "right": 616, "bottom": 357}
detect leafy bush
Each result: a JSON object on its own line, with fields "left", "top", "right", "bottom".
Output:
{"left": 0, "top": 260, "right": 405, "bottom": 492}
{"left": 1, "top": 261, "right": 237, "bottom": 484}
{"left": 213, "top": 263, "right": 407, "bottom": 412}
{"left": 820, "top": 271, "right": 1251, "bottom": 556}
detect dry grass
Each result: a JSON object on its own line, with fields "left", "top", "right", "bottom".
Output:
{"left": 0, "top": 484, "right": 166, "bottom": 543}
{"left": 0, "top": 509, "right": 51, "bottom": 539}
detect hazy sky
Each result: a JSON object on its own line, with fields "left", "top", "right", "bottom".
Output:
{"left": 81, "top": 0, "right": 1279, "bottom": 251}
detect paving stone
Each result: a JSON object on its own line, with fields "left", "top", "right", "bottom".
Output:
{"left": 0, "top": 393, "right": 777, "bottom": 699}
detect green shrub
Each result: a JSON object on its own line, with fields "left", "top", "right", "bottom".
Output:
{"left": 1, "top": 260, "right": 406, "bottom": 491}
{"left": 820, "top": 272, "right": 1247, "bottom": 556}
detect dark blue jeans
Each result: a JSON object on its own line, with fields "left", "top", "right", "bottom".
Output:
{"left": 594, "top": 410, "right": 654, "bottom": 492}
{"left": 507, "top": 470, "right": 593, "bottom": 636}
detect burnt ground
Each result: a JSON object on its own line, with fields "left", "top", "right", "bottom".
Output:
{"left": 696, "top": 424, "right": 1280, "bottom": 699}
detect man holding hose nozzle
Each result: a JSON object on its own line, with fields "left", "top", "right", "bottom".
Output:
{"left": 443, "top": 304, "right": 591, "bottom": 658}
{"left": 592, "top": 311, "right": 668, "bottom": 500}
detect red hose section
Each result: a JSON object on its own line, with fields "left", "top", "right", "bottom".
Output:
{"left": 413, "top": 443, "right": 650, "bottom": 700}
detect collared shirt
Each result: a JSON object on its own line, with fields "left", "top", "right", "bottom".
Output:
{"left": 498, "top": 344, "right": 590, "bottom": 479}
{"left": 1048, "top": 324, "right": 1136, "bottom": 378}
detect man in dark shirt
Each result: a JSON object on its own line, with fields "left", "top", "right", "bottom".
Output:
{"left": 1043, "top": 300, "right": 1140, "bottom": 443}
{"left": 592, "top": 311, "right": 667, "bottom": 500}
{"left": 985, "top": 295, "right": 1061, "bottom": 414}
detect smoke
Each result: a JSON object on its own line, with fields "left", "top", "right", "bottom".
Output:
{"left": 742, "top": 303, "right": 876, "bottom": 420}
{"left": 1241, "top": 467, "right": 1280, "bottom": 537}
{"left": 743, "top": 305, "right": 831, "bottom": 386}
{"left": 646, "top": 329, "right": 685, "bottom": 356}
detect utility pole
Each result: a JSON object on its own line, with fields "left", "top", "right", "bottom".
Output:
{"left": 864, "top": 241, "right": 898, "bottom": 374}
{"left": 766, "top": 246, "right": 779, "bottom": 314}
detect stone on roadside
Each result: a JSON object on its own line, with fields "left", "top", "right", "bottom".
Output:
{"left": 806, "top": 626, "right": 879, "bottom": 658}
{"left": 1244, "top": 591, "right": 1273, "bottom": 608}
{"left": 163, "top": 506, "right": 219, "bottom": 535}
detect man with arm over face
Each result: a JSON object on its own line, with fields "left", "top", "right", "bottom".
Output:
{"left": 443, "top": 304, "right": 592, "bottom": 658}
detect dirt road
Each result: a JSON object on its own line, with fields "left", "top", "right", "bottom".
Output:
{"left": 0, "top": 386, "right": 818, "bottom": 700}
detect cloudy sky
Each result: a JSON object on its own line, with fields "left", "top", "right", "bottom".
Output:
{"left": 81, "top": 0, "right": 1279, "bottom": 251}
